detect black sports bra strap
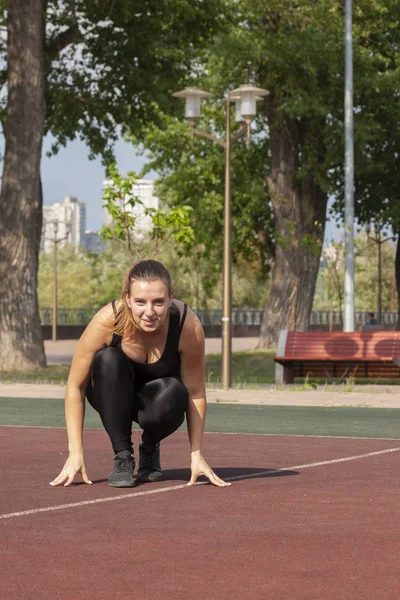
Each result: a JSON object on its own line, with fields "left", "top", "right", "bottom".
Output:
{"left": 111, "top": 300, "right": 117, "bottom": 317}
{"left": 180, "top": 304, "right": 188, "bottom": 331}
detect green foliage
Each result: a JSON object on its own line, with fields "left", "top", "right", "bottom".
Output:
{"left": 130, "top": 104, "right": 273, "bottom": 277}
{"left": 314, "top": 231, "right": 397, "bottom": 313}
{"left": 99, "top": 164, "right": 195, "bottom": 262}
{"left": 38, "top": 247, "right": 98, "bottom": 309}
{"left": 129, "top": 0, "right": 399, "bottom": 284}
{"left": 38, "top": 243, "right": 132, "bottom": 309}
{"left": 0, "top": 1, "right": 230, "bottom": 162}
{"left": 327, "top": 0, "right": 400, "bottom": 229}
{"left": 38, "top": 240, "right": 269, "bottom": 310}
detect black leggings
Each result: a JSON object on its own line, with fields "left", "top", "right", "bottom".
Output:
{"left": 86, "top": 347, "right": 188, "bottom": 453}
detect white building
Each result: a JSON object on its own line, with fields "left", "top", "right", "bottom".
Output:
{"left": 41, "top": 196, "right": 86, "bottom": 253}
{"left": 104, "top": 179, "right": 159, "bottom": 238}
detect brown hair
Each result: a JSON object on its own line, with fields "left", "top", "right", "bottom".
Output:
{"left": 112, "top": 260, "right": 172, "bottom": 337}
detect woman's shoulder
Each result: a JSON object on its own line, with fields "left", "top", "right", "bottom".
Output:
{"left": 172, "top": 299, "right": 196, "bottom": 324}
{"left": 173, "top": 300, "right": 204, "bottom": 348}
{"left": 93, "top": 302, "right": 117, "bottom": 325}
{"left": 84, "top": 303, "right": 117, "bottom": 340}
{"left": 73, "top": 303, "right": 116, "bottom": 355}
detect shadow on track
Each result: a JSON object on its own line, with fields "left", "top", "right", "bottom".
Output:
{"left": 146, "top": 467, "right": 299, "bottom": 483}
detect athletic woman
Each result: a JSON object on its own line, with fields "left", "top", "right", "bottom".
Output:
{"left": 50, "top": 260, "right": 230, "bottom": 489}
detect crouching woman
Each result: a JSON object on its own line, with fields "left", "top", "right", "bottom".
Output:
{"left": 50, "top": 260, "right": 230, "bottom": 489}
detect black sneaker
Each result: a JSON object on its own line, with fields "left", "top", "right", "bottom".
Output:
{"left": 136, "top": 442, "right": 162, "bottom": 482}
{"left": 108, "top": 453, "right": 136, "bottom": 488}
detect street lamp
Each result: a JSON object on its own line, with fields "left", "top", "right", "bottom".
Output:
{"left": 48, "top": 220, "right": 71, "bottom": 341}
{"left": 173, "top": 83, "right": 269, "bottom": 389}
{"left": 366, "top": 221, "right": 395, "bottom": 325}
{"left": 52, "top": 221, "right": 58, "bottom": 342}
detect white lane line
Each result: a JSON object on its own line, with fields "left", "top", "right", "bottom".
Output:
{"left": 1, "top": 424, "right": 400, "bottom": 442}
{"left": 1, "top": 446, "right": 399, "bottom": 521}
{"left": 223, "top": 447, "right": 400, "bottom": 481}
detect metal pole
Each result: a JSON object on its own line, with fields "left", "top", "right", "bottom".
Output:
{"left": 344, "top": 0, "right": 355, "bottom": 332}
{"left": 222, "top": 98, "right": 232, "bottom": 389}
{"left": 378, "top": 228, "right": 382, "bottom": 324}
{"left": 329, "top": 271, "right": 333, "bottom": 332}
{"left": 52, "top": 237, "right": 58, "bottom": 342}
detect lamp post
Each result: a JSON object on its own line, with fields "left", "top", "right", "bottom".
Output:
{"left": 344, "top": 0, "right": 355, "bottom": 332}
{"left": 366, "top": 222, "right": 395, "bottom": 325}
{"left": 52, "top": 221, "right": 58, "bottom": 342}
{"left": 173, "top": 84, "right": 269, "bottom": 389}
{"left": 49, "top": 220, "right": 71, "bottom": 341}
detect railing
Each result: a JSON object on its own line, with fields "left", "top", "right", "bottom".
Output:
{"left": 40, "top": 307, "right": 99, "bottom": 326}
{"left": 39, "top": 307, "right": 265, "bottom": 327}
{"left": 309, "top": 310, "right": 399, "bottom": 327}
{"left": 39, "top": 307, "right": 399, "bottom": 328}
{"left": 194, "top": 309, "right": 264, "bottom": 327}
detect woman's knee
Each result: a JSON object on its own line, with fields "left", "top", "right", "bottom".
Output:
{"left": 142, "top": 377, "right": 189, "bottom": 416}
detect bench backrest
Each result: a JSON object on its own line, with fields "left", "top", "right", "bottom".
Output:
{"left": 276, "top": 330, "right": 400, "bottom": 361}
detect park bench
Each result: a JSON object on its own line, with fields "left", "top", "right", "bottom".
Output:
{"left": 274, "top": 330, "right": 400, "bottom": 384}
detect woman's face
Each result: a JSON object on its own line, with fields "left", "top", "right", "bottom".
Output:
{"left": 127, "top": 279, "right": 172, "bottom": 333}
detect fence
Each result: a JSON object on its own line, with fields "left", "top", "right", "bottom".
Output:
{"left": 309, "top": 310, "right": 399, "bottom": 327}
{"left": 40, "top": 307, "right": 99, "bottom": 326}
{"left": 40, "top": 307, "right": 399, "bottom": 328}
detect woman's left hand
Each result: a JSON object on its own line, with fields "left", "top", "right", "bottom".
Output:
{"left": 187, "top": 453, "right": 231, "bottom": 488}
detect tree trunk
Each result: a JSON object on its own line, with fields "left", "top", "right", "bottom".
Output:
{"left": 258, "top": 105, "right": 328, "bottom": 348}
{"left": 0, "top": 0, "right": 46, "bottom": 369}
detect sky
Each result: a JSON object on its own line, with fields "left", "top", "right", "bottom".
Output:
{"left": 41, "top": 133, "right": 342, "bottom": 241}
{"left": 41, "top": 134, "right": 156, "bottom": 232}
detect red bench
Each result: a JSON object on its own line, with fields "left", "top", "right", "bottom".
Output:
{"left": 274, "top": 330, "right": 400, "bottom": 384}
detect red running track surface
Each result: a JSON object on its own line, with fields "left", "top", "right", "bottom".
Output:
{"left": 1, "top": 427, "right": 400, "bottom": 599}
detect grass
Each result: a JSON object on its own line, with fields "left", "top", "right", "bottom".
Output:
{"left": 0, "top": 350, "right": 277, "bottom": 385}
{"left": 1, "top": 349, "right": 400, "bottom": 388}
{"left": 0, "top": 364, "right": 70, "bottom": 384}
{"left": 205, "top": 349, "right": 276, "bottom": 384}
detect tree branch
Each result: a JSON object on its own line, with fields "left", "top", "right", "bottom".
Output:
{"left": 46, "top": 24, "right": 83, "bottom": 61}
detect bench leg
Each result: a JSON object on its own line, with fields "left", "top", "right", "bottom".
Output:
{"left": 275, "top": 363, "right": 294, "bottom": 385}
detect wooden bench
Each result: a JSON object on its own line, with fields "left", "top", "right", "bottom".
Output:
{"left": 274, "top": 330, "right": 400, "bottom": 384}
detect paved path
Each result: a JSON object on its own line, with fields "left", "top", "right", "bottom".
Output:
{"left": 44, "top": 338, "right": 260, "bottom": 365}
{"left": 0, "top": 338, "right": 398, "bottom": 408}
{"left": 1, "top": 382, "right": 400, "bottom": 408}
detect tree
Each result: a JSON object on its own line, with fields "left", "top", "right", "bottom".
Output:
{"left": 328, "top": 0, "right": 400, "bottom": 324}
{"left": 100, "top": 164, "right": 194, "bottom": 262}
{"left": 220, "top": 0, "right": 348, "bottom": 346}
{"left": 0, "top": 0, "right": 228, "bottom": 370}
{"left": 135, "top": 0, "right": 400, "bottom": 346}
{"left": 313, "top": 232, "right": 397, "bottom": 319}
{"left": 134, "top": 1, "right": 342, "bottom": 345}
{"left": 0, "top": 0, "right": 45, "bottom": 370}
{"left": 129, "top": 102, "right": 274, "bottom": 294}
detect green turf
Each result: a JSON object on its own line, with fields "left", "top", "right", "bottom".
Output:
{"left": 2, "top": 397, "right": 400, "bottom": 439}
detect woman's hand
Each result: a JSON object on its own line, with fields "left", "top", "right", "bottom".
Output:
{"left": 50, "top": 451, "right": 92, "bottom": 487}
{"left": 187, "top": 452, "right": 231, "bottom": 488}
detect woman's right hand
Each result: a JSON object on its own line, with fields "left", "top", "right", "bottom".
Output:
{"left": 49, "top": 451, "right": 92, "bottom": 487}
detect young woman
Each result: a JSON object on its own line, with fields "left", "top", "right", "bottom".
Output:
{"left": 50, "top": 260, "right": 230, "bottom": 489}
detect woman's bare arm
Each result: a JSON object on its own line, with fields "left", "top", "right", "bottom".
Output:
{"left": 179, "top": 309, "right": 231, "bottom": 488}
{"left": 50, "top": 304, "right": 114, "bottom": 486}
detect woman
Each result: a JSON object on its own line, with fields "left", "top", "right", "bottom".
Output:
{"left": 50, "top": 260, "right": 230, "bottom": 489}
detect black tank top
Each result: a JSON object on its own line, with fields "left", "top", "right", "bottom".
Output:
{"left": 110, "top": 301, "right": 187, "bottom": 387}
